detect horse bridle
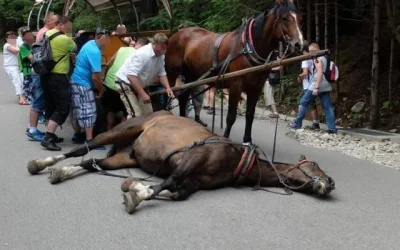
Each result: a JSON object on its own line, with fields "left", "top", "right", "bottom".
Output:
{"left": 279, "top": 159, "right": 322, "bottom": 189}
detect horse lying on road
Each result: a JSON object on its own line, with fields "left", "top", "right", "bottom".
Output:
{"left": 27, "top": 111, "right": 335, "bottom": 214}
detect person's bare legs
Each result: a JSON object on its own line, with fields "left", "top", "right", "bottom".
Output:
{"left": 208, "top": 87, "right": 217, "bottom": 114}
{"left": 85, "top": 127, "right": 94, "bottom": 140}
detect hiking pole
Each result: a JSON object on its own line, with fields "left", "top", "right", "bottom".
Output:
{"left": 271, "top": 115, "right": 279, "bottom": 163}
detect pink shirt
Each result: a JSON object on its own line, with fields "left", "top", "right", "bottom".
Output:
{"left": 36, "top": 27, "right": 49, "bottom": 42}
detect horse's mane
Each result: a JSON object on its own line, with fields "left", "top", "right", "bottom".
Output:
{"left": 269, "top": 1, "right": 297, "bottom": 15}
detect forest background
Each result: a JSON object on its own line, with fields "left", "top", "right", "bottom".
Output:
{"left": 0, "top": 0, "right": 399, "bottom": 131}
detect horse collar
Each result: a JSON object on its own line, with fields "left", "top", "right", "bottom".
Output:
{"left": 241, "top": 18, "right": 267, "bottom": 65}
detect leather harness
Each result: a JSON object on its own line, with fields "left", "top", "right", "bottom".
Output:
{"left": 163, "top": 136, "right": 258, "bottom": 186}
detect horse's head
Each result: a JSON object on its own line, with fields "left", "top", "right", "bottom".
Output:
{"left": 268, "top": 0, "right": 305, "bottom": 54}
{"left": 282, "top": 155, "right": 335, "bottom": 196}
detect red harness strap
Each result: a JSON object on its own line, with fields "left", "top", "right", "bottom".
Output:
{"left": 233, "top": 147, "right": 249, "bottom": 179}
{"left": 232, "top": 147, "right": 258, "bottom": 184}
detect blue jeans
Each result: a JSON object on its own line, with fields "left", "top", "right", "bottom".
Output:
{"left": 293, "top": 90, "right": 337, "bottom": 132}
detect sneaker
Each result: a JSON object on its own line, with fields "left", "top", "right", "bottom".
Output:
{"left": 312, "top": 123, "right": 320, "bottom": 130}
{"left": 41, "top": 137, "right": 61, "bottom": 151}
{"left": 26, "top": 130, "right": 45, "bottom": 141}
{"left": 207, "top": 108, "right": 215, "bottom": 115}
{"left": 26, "top": 128, "right": 45, "bottom": 136}
{"left": 327, "top": 129, "right": 337, "bottom": 135}
{"left": 289, "top": 121, "right": 301, "bottom": 129}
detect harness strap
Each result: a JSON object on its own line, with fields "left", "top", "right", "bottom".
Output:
{"left": 212, "top": 33, "right": 229, "bottom": 70}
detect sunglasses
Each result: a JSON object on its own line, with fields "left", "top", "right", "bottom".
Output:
{"left": 96, "top": 29, "right": 111, "bottom": 37}
{"left": 21, "top": 29, "right": 31, "bottom": 37}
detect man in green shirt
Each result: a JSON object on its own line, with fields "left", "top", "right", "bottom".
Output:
{"left": 40, "top": 15, "right": 77, "bottom": 151}
{"left": 18, "top": 29, "right": 46, "bottom": 141}
{"left": 101, "top": 37, "right": 149, "bottom": 130}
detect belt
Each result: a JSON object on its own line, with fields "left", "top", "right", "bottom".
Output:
{"left": 115, "top": 80, "right": 150, "bottom": 96}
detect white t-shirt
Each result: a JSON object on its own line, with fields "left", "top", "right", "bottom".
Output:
{"left": 301, "top": 59, "right": 313, "bottom": 90}
{"left": 16, "top": 36, "right": 23, "bottom": 48}
{"left": 307, "top": 56, "right": 332, "bottom": 92}
{"left": 3, "top": 43, "right": 19, "bottom": 67}
{"left": 116, "top": 43, "right": 167, "bottom": 87}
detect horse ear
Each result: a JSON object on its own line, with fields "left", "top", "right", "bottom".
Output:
{"left": 299, "top": 154, "right": 306, "bottom": 161}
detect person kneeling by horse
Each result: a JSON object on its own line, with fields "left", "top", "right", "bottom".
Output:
{"left": 115, "top": 33, "right": 174, "bottom": 117}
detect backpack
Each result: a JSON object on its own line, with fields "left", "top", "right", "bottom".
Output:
{"left": 31, "top": 31, "right": 67, "bottom": 75}
{"left": 268, "top": 70, "right": 281, "bottom": 86}
{"left": 323, "top": 57, "right": 339, "bottom": 83}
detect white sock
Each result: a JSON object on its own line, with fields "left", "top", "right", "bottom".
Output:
{"left": 29, "top": 127, "right": 38, "bottom": 133}
{"left": 313, "top": 120, "right": 319, "bottom": 124}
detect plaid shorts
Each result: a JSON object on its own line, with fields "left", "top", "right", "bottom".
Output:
{"left": 71, "top": 84, "right": 97, "bottom": 128}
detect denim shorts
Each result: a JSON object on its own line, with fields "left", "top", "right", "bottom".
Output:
{"left": 24, "top": 74, "right": 44, "bottom": 112}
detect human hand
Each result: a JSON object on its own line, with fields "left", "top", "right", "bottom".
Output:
{"left": 166, "top": 88, "right": 175, "bottom": 98}
{"left": 312, "top": 89, "right": 319, "bottom": 96}
{"left": 140, "top": 92, "right": 151, "bottom": 103}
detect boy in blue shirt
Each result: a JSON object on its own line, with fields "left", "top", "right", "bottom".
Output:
{"left": 70, "top": 29, "right": 110, "bottom": 148}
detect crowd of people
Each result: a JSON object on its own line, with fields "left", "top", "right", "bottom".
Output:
{"left": 2, "top": 12, "right": 338, "bottom": 152}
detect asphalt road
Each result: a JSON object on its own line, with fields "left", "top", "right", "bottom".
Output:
{"left": 1, "top": 58, "right": 400, "bottom": 250}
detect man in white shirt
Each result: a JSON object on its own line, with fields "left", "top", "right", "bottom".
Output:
{"left": 116, "top": 33, "right": 174, "bottom": 117}
{"left": 297, "top": 50, "right": 320, "bottom": 130}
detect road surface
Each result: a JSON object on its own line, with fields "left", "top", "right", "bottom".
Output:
{"left": 1, "top": 57, "right": 399, "bottom": 250}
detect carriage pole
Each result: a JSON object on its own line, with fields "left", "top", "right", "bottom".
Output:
{"left": 149, "top": 50, "right": 330, "bottom": 97}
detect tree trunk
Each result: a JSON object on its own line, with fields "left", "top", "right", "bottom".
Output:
{"left": 334, "top": 0, "right": 340, "bottom": 102}
{"left": 370, "top": 0, "right": 381, "bottom": 129}
{"left": 324, "top": 0, "right": 328, "bottom": 49}
{"left": 315, "top": 0, "right": 320, "bottom": 43}
{"left": 388, "top": 0, "right": 395, "bottom": 109}
{"left": 307, "top": 0, "right": 312, "bottom": 42}
{"left": 385, "top": 0, "right": 400, "bottom": 45}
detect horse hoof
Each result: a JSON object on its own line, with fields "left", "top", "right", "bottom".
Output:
{"left": 122, "top": 191, "right": 140, "bottom": 214}
{"left": 49, "top": 167, "right": 64, "bottom": 184}
{"left": 121, "top": 177, "right": 138, "bottom": 192}
{"left": 27, "top": 160, "right": 46, "bottom": 175}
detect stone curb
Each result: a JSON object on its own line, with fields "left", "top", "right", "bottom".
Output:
{"left": 212, "top": 103, "right": 400, "bottom": 143}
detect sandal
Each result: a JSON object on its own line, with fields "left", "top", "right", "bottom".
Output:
{"left": 18, "top": 100, "right": 29, "bottom": 105}
{"left": 268, "top": 113, "right": 279, "bottom": 118}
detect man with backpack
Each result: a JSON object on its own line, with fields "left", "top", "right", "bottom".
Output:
{"left": 290, "top": 43, "right": 338, "bottom": 134}
{"left": 296, "top": 49, "right": 320, "bottom": 130}
{"left": 37, "top": 15, "right": 77, "bottom": 151}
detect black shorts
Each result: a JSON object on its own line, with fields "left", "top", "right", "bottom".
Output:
{"left": 40, "top": 73, "right": 71, "bottom": 125}
{"left": 101, "top": 85, "right": 128, "bottom": 116}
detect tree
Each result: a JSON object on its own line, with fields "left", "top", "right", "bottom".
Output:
{"left": 315, "top": 0, "right": 320, "bottom": 43}
{"left": 370, "top": 0, "right": 381, "bottom": 129}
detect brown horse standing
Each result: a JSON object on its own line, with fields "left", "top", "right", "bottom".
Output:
{"left": 27, "top": 111, "right": 335, "bottom": 214}
{"left": 165, "top": 0, "right": 304, "bottom": 143}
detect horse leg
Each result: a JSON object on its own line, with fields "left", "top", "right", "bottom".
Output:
{"left": 27, "top": 126, "right": 144, "bottom": 175}
{"left": 223, "top": 83, "right": 241, "bottom": 139}
{"left": 178, "top": 90, "right": 190, "bottom": 117}
{"left": 48, "top": 151, "right": 139, "bottom": 184}
{"left": 243, "top": 88, "right": 263, "bottom": 143}
{"left": 121, "top": 151, "right": 203, "bottom": 214}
